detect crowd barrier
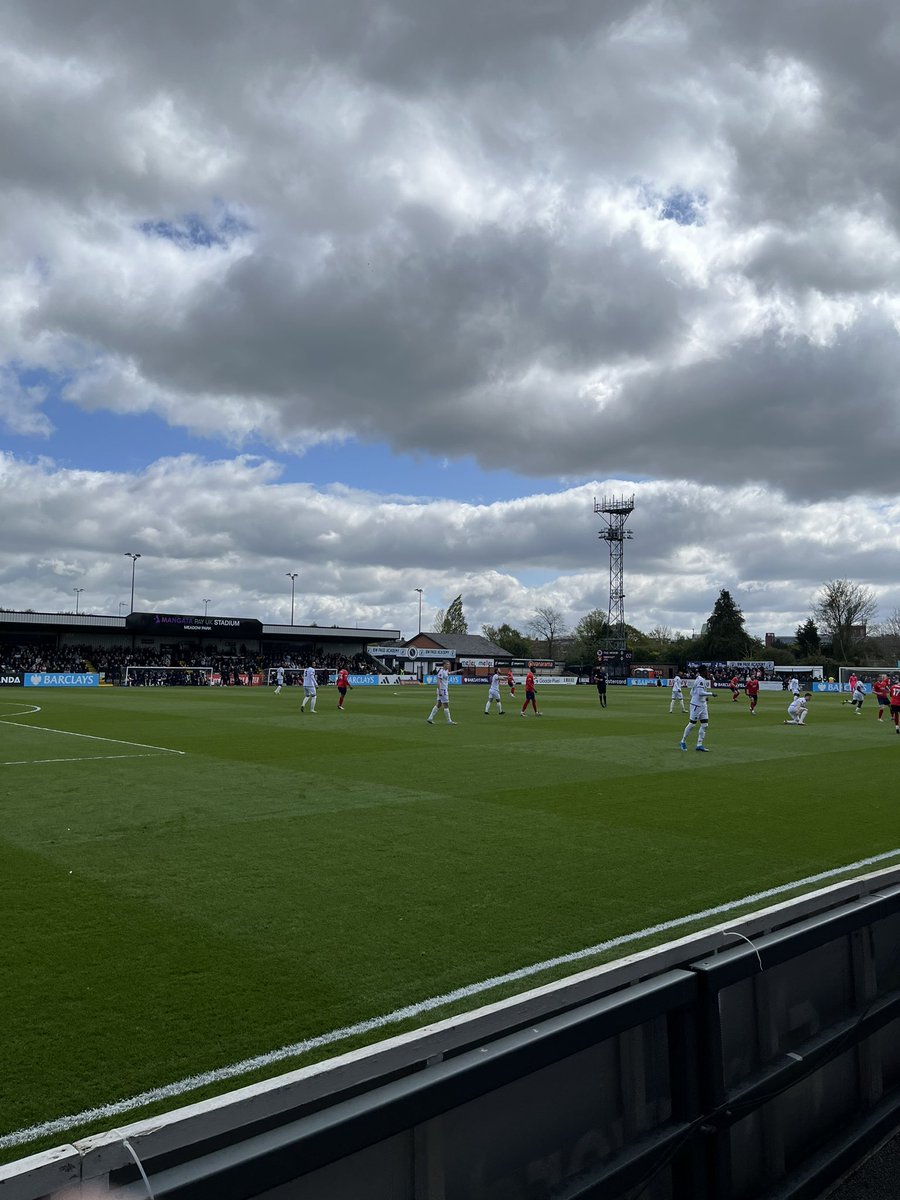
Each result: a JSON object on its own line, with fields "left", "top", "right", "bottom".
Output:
{"left": 4, "top": 865, "right": 900, "bottom": 1199}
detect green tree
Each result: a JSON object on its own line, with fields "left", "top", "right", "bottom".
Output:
{"left": 569, "top": 609, "right": 607, "bottom": 662}
{"left": 482, "top": 623, "right": 533, "bottom": 656}
{"left": 794, "top": 618, "right": 820, "bottom": 658}
{"left": 435, "top": 594, "right": 468, "bottom": 634}
{"left": 696, "top": 590, "right": 750, "bottom": 660}
{"left": 813, "top": 579, "right": 877, "bottom": 662}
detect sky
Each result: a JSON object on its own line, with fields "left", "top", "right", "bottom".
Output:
{"left": 3, "top": 0, "right": 900, "bottom": 642}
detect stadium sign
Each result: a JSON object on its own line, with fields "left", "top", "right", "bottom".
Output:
{"left": 126, "top": 612, "right": 262, "bottom": 636}
{"left": 0, "top": 672, "right": 23, "bottom": 687}
{"left": 424, "top": 674, "right": 463, "bottom": 684}
{"left": 369, "top": 646, "right": 451, "bottom": 660}
{"left": 24, "top": 673, "right": 100, "bottom": 687}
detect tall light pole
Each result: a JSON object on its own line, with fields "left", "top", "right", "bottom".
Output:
{"left": 73, "top": 587, "right": 84, "bottom": 614}
{"left": 286, "top": 572, "right": 298, "bottom": 626}
{"left": 118, "top": 601, "right": 125, "bottom": 617}
{"left": 203, "top": 599, "right": 211, "bottom": 616}
{"left": 124, "top": 552, "right": 141, "bottom": 613}
{"left": 415, "top": 588, "right": 423, "bottom": 635}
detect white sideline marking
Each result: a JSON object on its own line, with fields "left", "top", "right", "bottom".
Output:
{"left": 2, "top": 753, "right": 171, "bottom": 766}
{"left": 2, "top": 847, "right": 899, "bottom": 1153}
{"left": 0, "top": 717, "right": 185, "bottom": 757}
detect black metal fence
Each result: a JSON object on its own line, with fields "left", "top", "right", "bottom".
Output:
{"left": 91, "top": 882, "right": 900, "bottom": 1199}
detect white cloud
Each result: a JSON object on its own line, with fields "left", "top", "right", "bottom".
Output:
{"left": 2, "top": 0, "right": 900, "bottom": 632}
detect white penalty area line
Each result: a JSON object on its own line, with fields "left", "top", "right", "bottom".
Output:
{"left": 3, "top": 847, "right": 899, "bottom": 1154}
{"left": 0, "top": 715, "right": 185, "bottom": 759}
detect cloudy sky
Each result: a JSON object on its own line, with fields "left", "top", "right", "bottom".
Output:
{"left": 2, "top": 0, "right": 900, "bottom": 640}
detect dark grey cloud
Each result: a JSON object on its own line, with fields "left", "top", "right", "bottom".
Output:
{"left": 4, "top": 0, "right": 900, "bottom": 626}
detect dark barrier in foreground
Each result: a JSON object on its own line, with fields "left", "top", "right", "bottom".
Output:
{"left": 5, "top": 868, "right": 900, "bottom": 1199}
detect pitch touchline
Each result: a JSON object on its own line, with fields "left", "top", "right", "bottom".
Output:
{"left": 2, "top": 754, "right": 174, "bottom": 766}
{"left": 2, "top": 847, "right": 899, "bottom": 1152}
{"left": 0, "top": 718, "right": 184, "bottom": 756}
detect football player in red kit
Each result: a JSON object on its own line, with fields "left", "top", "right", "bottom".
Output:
{"left": 336, "top": 667, "right": 353, "bottom": 710}
{"left": 521, "top": 668, "right": 540, "bottom": 716}
{"left": 745, "top": 674, "right": 760, "bottom": 714}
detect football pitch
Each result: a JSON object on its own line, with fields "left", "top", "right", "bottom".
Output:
{"left": 2, "top": 683, "right": 898, "bottom": 1160}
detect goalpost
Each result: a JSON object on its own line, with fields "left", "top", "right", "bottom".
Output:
{"left": 265, "top": 667, "right": 305, "bottom": 686}
{"left": 124, "top": 666, "right": 214, "bottom": 687}
{"left": 838, "top": 667, "right": 895, "bottom": 693}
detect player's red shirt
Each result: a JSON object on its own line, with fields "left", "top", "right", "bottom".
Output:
{"left": 873, "top": 679, "right": 889, "bottom": 700}
{"left": 337, "top": 669, "right": 349, "bottom": 689}
{"left": 890, "top": 683, "right": 900, "bottom": 706}
{"left": 525, "top": 671, "right": 535, "bottom": 692}
{"left": 506, "top": 671, "right": 514, "bottom": 685}
{"left": 730, "top": 676, "right": 740, "bottom": 689}
{"left": 745, "top": 678, "right": 759, "bottom": 697}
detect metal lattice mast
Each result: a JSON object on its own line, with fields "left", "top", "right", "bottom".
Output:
{"left": 594, "top": 495, "right": 635, "bottom": 662}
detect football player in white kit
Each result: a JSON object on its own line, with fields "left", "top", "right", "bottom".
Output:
{"left": 680, "top": 672, "right": 713, "bottom": 752}
{"left": 669, "top": 673, "right": 686, "bottom": 714}
{"left": 274, "top": 665, "right": 285, "bottom": 695}
{"left": 784, "top": 693, "right": 811, "bottom": 725}
{"left": 484, "top": 668, "right": 505, "bottom": 715}
{"left": 300, "top": 663, "right": 318, "bottom": 712}
{"left": 427, "top": 661, "right": 456, "bottom": 725}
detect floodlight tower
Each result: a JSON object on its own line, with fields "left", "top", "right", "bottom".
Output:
{"left": 594, "top": 494, "right": 635, "bottom": 674}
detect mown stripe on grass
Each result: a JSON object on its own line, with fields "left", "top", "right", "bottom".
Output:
{"left": 3, "top": 846, "right": 899, "bottom": 1153}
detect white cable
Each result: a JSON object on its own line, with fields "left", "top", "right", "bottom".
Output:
{"left": 119, "top": 1135, "right": 156, "bottom": 1200}
{"left": 722, "top": 929, "right": 764, "bottom": 972}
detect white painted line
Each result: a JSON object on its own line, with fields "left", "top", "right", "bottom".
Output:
{"left": 0, "top": 703, "right": 42, "bottom": 718}
{"left": 1, "top": 753, "right": 172, "bottom": 766}
{"left": 0, "top": 718, "right": 185, "bottom": 756}
{"left": 2, "top": 846, "right": 899, "bottom": 1152}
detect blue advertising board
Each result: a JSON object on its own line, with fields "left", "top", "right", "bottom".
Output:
{"left": 23, "top": 672, "right": 100, "bottom": 688}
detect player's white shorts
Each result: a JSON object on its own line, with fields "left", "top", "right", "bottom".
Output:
{"left": 689, "top": 702, "right": 708, "bottom": 721}
{"left": 436, "top": 687, "right": 449, "bottom": 705}
{"left": 304, "top": 685, "right": 317, "bottom": 697}
{"left": 671, "top": 687, "right": 683, "bottom": 699}
{"left": 487, "top": 686, "right": 500, "bottom": 701}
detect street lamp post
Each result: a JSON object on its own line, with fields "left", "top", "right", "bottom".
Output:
{"left": 124, "top": 553, "right": 141, "bottom": 613}
{"left": 73, "top": 587, "right": 84, "bottom": 614}
{"left": 286, "top": 573, "right": 298, "bottom": 626}
{"left": 415, "top": 588, "right": 423, "bottom": 635}
{"left": 203, "top": 599, "right": 211, "bottom": 617}
{"left": 118, "top": 602, "right": 125, "bottom": 617}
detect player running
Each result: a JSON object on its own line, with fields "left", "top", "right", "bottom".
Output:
{"left": 745, "top": 674, "right": 760, "bottom": 715}
{"left": 729, "top": 674, "right": 741, "bottom": 702}
{"left": 784, "top": 692, "right": 811, "bottom": 725}
{"left": 669, "top": 673, "right": 686, "bottom": 714}
{"left": 521, "top": 666, "right": 541, "bottom": 716}
{"left": 274, "top": 664, "right": 285, "bottom": 695}
{"left": 336, "top": 666, "right": 353, "bottom": 710}
{"left": 484, "top": 668, "right": 505, "bottom": 715}
{"left": 849, "top": 679, "right": 866, "bottom": 716}
{"left": 506, "top": 668, "right": 516, "bottom": 698}
{"left": 680, "top": 672, "right": 712, "bottom": 752}
{"left": 427, "top": 661, "right": 456, "bottom": 725}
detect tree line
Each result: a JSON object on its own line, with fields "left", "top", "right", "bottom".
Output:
{"left": 433, "top": 580, "right": 899, "bottom": 670}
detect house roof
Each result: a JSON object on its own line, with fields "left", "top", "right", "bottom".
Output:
{"left": 413, "top": 632, "right": 513, "bottom": 659}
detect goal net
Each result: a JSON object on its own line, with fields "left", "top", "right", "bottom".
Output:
{"left": 265, "top": 667, "right": 305, "bottom": 686}
{"left": 124, "top": 666, "right": 214, "bottom": 687}
{"left": 838, "top": 667, "right": 895, "bottom": 692}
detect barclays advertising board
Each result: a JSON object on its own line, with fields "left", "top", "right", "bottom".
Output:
{"left": 24, "top": 673, "right": 100, "bottom": 688}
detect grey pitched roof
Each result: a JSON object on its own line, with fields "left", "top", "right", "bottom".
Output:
{"left": 424, "top": 633, "right": 513, "bottom": 659}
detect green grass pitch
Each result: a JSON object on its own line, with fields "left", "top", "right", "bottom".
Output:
{"left": 1, "top": 682, "right": 897, "bottom": 1158}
